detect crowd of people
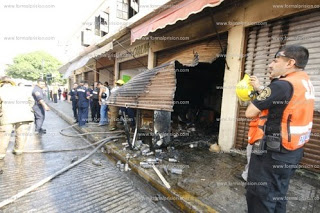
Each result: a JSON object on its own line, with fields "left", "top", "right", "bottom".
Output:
{"left": 68, "top": 79, "right": 135, "bottom": 130}
{"left": 47, "top": 83, "right": 68, "bottom": 103}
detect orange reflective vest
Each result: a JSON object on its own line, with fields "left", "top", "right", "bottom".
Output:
{"left": 247, "top": 71, "right": 314, "bottom": 150}
{"left": 248, "top": 110, "right": 268, "bottom": 144}
{"left": 279, "top": 71, "right": 315, "bottom": 150}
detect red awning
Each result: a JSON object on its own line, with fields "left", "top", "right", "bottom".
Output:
{"left": 131, "top": 0, "right": 224, "bottom": 43}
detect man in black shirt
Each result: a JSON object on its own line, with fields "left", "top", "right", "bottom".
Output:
{"left": 91, "top": 81, "right": 100, "bottom": 122}
{"left": 68, "top": 83, "right": 78, "bottom": 122}
{"left": 245, "top": 45, "right": 313, "bottom": 213}
{"left": 76, "top": 81, "right": 91, "bottom": 127}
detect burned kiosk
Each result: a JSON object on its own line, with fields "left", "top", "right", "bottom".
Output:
{"left": 107, "top": 56, "right": 226, "bottom": 150}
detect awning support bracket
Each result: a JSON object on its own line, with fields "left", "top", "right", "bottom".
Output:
{"left": 209, "top": 10, "right": 230, "bottom": 70}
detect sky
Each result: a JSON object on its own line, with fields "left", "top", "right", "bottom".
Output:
{"left": 0, "top": 0, "right": 105, "bottom": 75}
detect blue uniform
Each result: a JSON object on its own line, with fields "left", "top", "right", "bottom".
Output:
{"left": 88, "top": 88, "right": 94, "bottom": 121}
{"left": 76, "top": 86, "right": 90, "bottom": 126}
{"left": 91, "top": 87, "right": 100, "bottom": 122}
{"left": 68, "top": 89, "right": 78, "bottom": 121}
{"left": 32, "top": 85, "right": 45, "bottom": 132}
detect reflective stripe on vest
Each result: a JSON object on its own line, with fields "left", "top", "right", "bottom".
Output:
{"left": 279, "top": 71, "right": 315, "bottom": 150}
{"left": 77, "top": 89, "right": 85, "bottom": 92}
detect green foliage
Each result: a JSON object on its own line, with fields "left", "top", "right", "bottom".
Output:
{"left": 5, "top": 51, "right": 66, "bottom": 84}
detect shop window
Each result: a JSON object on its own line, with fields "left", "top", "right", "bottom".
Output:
{"left": 81, "top": 29, "right": 92, "bottom": 47}
{"left": 94, "top": 16, "right": 101, "bottom": 36}
{"left": 129, "top": 0, "right": 139, "bottom": 18}
{"left": 117, "top": 0, "right": 139, "bottom": 20}
{"left": 94, "top": 12, "right": 109, "bottom": 37}
{"left": 100, "top": 12, "right": 109, "bottom": 36}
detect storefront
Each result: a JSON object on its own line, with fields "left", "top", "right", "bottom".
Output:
{"left": 75, "top": 68, "right": 83, "bottom": 84}
{"left": 116, "top": 42, "right": 149, "bottom": 82}
{"left": 83, "top": 61, "right": 96, "bottom": 86}
{"left": 154, "top": 34, "right": 228, "bottom": 143}
{"left": 96, "top": 57, "right": 115, "bottom": 85}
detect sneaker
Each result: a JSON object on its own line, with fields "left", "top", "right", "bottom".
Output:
{"left": 110, "top": 127, "right": 117, "bottom": 131}
{"left": 98, "top": 123, "right": 107, "bottom": 126}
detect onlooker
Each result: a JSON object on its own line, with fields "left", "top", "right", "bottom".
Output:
{"left": 62, "top": 89, "right": 68, "bottom": 101}
{"left": 52, "top": 83, "right": 58, "bottom": 103}
{"left": 50, "top": 90, "right": 53, "bottom": 101}
{"left": 58, "top": 88, "right": 62, "bottom": 100}
{"left": 99, "top": 81, "right": 110, "bottom": 126}
{"left": 0, "top": 76, "right": 34, "bottom": 159}
{"left": 32, "top": 79, "right": 50, "bottom": 134}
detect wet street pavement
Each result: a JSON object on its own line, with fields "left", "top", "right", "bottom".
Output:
{"left": 0, "top": 110, "right": 180, "bottom": 213}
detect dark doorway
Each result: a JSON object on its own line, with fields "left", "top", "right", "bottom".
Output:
{"left": 172, "top": 57, "right": 225, "bottom": 144}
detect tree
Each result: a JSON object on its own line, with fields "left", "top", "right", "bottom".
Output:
{"left": 5, "top": 51, "right": 65, "bottom": 84}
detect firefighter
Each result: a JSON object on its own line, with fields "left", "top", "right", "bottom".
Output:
{"left": 32, "top": 79, "right": 50, "bottom": 134}
{"left": 245, "top": 45, "right": 314, "bottom": 213}
{"left": 0, "top": 76, "right": 34, "bottom": 159}
{"left": 76, "top": 81, "right": 91, "bottom": 127}
{"left": 68, "top": 83, "right": 78, "bottom": 122}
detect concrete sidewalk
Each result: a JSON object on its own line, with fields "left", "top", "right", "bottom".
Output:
{"left": 47, "top": 99, "right": 320, "bottom": 213}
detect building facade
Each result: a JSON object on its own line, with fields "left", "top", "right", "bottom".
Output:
{"left": 59, "top": 0, "right": 320, "bottom": 172}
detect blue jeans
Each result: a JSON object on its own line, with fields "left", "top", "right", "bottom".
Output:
{"left": 78, "top": 106, "right": 88, "bottom": 127}
{"left": 99, "top": 104, "right": 109, "bottom": 125}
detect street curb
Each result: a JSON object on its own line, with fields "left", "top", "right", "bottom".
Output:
{"left": 47, "top": 102, "right": 218, "bottom": 213}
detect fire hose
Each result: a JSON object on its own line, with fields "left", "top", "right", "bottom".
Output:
{"left": 0, "top": 121, "right": 127, "bottom": 208}
{"left": 59, "top": 123, "right": 124, "bottom": 137}
{"left": 0, "top": 135, "right": 124, "bottom": 208}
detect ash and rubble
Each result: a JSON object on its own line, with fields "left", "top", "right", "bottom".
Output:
{"left": 112, "top": 121, "right": 320, "bottom": 213}
{"left": 118, "top": 120, "right": 221, "bottom": 176}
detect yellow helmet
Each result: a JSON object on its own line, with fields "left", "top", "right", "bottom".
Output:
{"left": 0, "top": 80, "right": 16, "bottom": 87}
{"left": 236, "top": 74, "right": 255, "bottom": 101}
{"left": 116, "top": 79, "right": 125, "bottom": 85}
